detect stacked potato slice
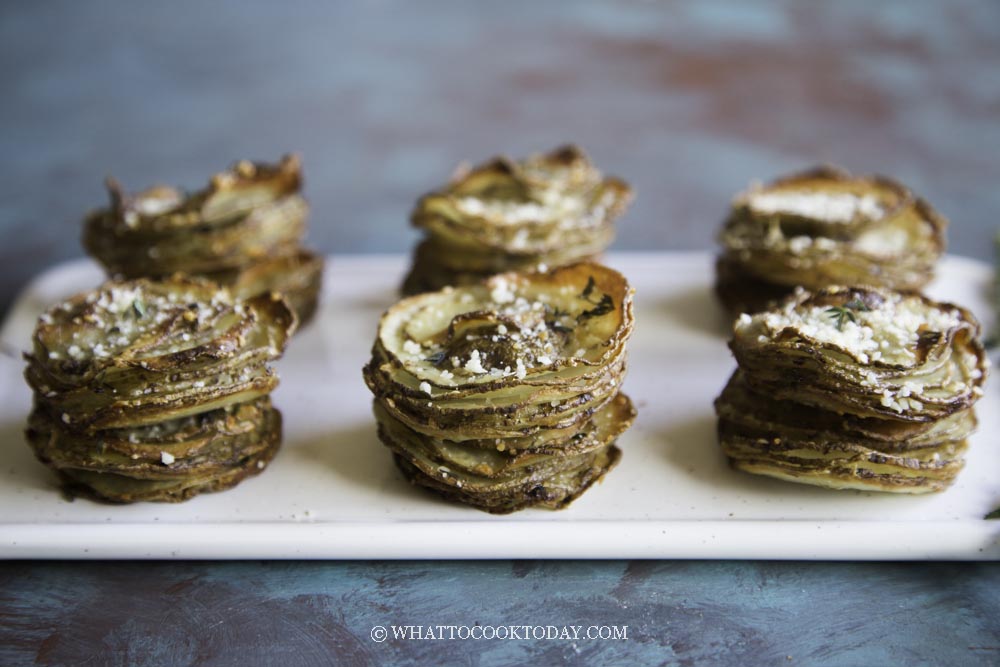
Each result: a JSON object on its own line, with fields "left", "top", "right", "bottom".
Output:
{"left": 364, "top": 262, "right": 636, "bottom": 513}
{"left": 83, "top": 155, "right": 323, "bottom": 326}
{"left": 402, "top": 145, "right": 632, "bottom": 295}
{"left": 716, "top": 166, "right": 947, "bottom": 314}
{"left": 716, "top": 286, "right": 988, "bottom": 493}
{"left": 24, "top": 277, "right": 295, "bottom": 502}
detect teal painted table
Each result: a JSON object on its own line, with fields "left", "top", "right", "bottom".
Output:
{"left": 1, "top": 1, "right": 998, "bottom": 664}
{"left": 2, "top": 561, "right": 999, "bottom": 666}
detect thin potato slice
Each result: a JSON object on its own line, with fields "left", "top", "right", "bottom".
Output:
{"left": 208, "top": 248, "right": 324, "bottom": 327}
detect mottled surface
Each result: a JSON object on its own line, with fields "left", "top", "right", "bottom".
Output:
{"left": 1, "top": 560, "right": 998, "bottom": 667}
{"left": 2, "top": 1, "right": 1000, "bottom": 665}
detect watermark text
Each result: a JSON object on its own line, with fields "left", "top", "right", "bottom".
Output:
{"left": 370, "top": 624, "right": 627, "bottom": 643}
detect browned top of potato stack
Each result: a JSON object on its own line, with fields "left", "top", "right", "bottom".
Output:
{"left": 365, "top": 261, "right": 636, "bottom": 513}
{"left": 730, "top": 285, "right": 986, "bottom": 422}
{"left": 715, "top": 166, "right": 947, "bottom": 313}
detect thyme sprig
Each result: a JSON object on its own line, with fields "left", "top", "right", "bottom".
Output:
{"left": 825, "top": 298, "right": 870, "bottom": 331}
{"left": 579, "top": 276, "right": 614, "bottom": 321}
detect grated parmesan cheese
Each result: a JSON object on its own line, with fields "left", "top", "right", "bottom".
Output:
{"left": 488, "top": 278, "right": 517, "bottom": 305}
{"left": 748, "top": 190, "right": 885, "bottom": 223}
{"left": 464, "top": 350, "right": 487, "bottom": 374}
{"left": 738, "top": 292, "right": 961, "bottom": 366}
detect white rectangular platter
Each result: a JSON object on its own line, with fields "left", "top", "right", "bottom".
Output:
{"left": 1, "top": 252, "right": 997, "bottom": 560}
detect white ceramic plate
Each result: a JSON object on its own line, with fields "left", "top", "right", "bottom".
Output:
{"left": 1, "top": 253, "right": 997, "bottom": 560}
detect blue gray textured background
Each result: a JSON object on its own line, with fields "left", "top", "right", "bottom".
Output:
{"left": 2, "top": 0, "right": 1000, "bottom": 313}
{"left": 2, "top": 1, "right": 999, "bottom": 665}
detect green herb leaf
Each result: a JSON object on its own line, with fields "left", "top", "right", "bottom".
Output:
{"left": 825, "top": 299, "right": 869, "bottom": 331}
{"left": 825, "top": 306, "right": 855, "bottom": 331}
{"left": 844, "top": 298, "right": 871, "bottom": 312}
{"left": 132, "top": 299, "right": 147, "bottom": 318}
{"left": 580, "top": 294, "right": 614, "bottom": 321}
{"left": 986, "top": 507, "right": 1000, "bottom": 520}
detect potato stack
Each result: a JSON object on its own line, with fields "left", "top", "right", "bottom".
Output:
{"left": 715, "top": 166, "right": 947, "bottom": 314}
{"left": 83, "top": 155, "right": 324, "bottom": 326}
{"left": 364, "top": 262, "right": 636, "bottom": 513}
{"left": 402, "top": 145, "right": 633, "bottom": 295}
{"left": 715, "top": 286, "right": 988, "bottom": 493}
{"left": 24, "top": 277, "right": 296, "bottom": 502}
